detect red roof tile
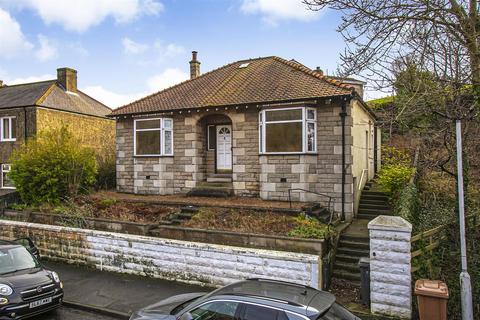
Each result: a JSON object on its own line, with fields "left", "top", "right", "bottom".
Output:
{"left": 110, "top": 56, "right": 354, "bottom": 116}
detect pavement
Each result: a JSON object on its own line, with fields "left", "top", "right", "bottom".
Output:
{"left": 38, "top": 306, "right": 119, "bottom": 320}
{"left": 43, "top": 261, "right": 212, "bottom": 318}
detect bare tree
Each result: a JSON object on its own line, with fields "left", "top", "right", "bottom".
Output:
{"left": 303, "top": 0, "right": 479, "bottom": 114}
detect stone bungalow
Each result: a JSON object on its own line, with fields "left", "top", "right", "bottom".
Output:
{"left": 0, "top": 68, "right": 115, "bottom": 192}
{"left": 110, "top": 52, "right": 380, "bottom": 221}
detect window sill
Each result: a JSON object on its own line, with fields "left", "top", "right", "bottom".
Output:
{"left": 1, "top": 187, "right": 16, "bottom": 190}
{"left": 134, "top": 155, "right": 174, "bottom": 158}
{"left": 0, "top": 139, "right": 16, "bottom": 142}
{"left": 259, "top": 152, "right": 318, "bottom": 156}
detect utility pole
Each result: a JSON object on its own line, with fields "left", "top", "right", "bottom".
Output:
{"left": 455, "top": 119, "right": 473, "bottom": 320}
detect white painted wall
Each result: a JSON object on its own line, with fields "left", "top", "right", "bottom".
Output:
{"left": 351, "top": 100, "right": 378, "bottom": 213}
{"left": 0, "top": 220, "right": 321, "bottom": 289}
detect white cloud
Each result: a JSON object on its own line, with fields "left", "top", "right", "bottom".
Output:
{"left": 153, "top": 41, "right": 185, "bottom": 61}
{"left": 81, "top": 85, "right": 146, "bottom": 109}
{"left": 6, "top": 74, "right": 55, "bottom": 85}
{"left": 147, "top": 68, "right": 188, "bottom": 92}
{"left": 35, "top": 34, "right": 58, "bottom": 61}
{"left": 8, "top": 0, "right": 164, "bottom": 32}
{"left": 240, "top": 0, "right": 321, "bottom": 25}
{"left": 0, "top": 8, "right": 33, "bottom": 58}
{"left": 82, "top": 68, "right": 188, "bottom": 109}
{"left": 122, "top": 37, "right": 149, "bottom": 55}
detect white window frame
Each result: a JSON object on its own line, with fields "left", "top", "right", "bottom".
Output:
{"left": 134, "top": 118, "right": 174, "bottom": 157}
{"left": 1, "top": 117, "right": 16, "bottom": 142}
{"left": 1, "top": 164, "right": 15, "bottom": 189}
{"left": 258, "top": 107, "right": 317, "bottom": 154}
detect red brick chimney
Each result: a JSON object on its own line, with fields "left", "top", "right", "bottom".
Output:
{"left": 57, "top": 67, "right": 77, "bottom": 92}
{"left": 189, "top": 51, "right": 200, "bottom": 79}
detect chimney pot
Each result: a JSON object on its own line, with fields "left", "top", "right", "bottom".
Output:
{"left": 315, "top": 67, "right": 324, "bottom": 76}
{"left": 57, "top": 67, "right": 77, "bottom": 92}
{"left": 189, "top": 51, "right": 201, "bottom": 79}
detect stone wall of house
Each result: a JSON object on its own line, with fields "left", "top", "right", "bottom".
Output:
{"left": 0, "top": 219, "right": 321, "bottom": 289}
{"left": 36, "top": 107, "right": 115, "bottom": 157}
{"left": 0, "top": 107, "right": 36, "bottom": 164}
{"left": 114, "top": 102, "right": 356, "bottom": 219}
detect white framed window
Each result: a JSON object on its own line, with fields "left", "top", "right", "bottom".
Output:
{"left": 1, "top": 117, "right": 16, "bottom": 141}
{"left": 134, "top": 118, "right": 173, "bottom": 156}
{"left": 1, "top": 164, "right": 15, "bottom": 189}
{"left": 259, "top": 107, "right": 317, "bottom": 154}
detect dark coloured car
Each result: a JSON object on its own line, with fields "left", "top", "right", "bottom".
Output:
{"left": 130, "top": 278, "right": 361, "bottom": 320}
{"left": 0, "top": 238, "right": 64, "bottom": 319}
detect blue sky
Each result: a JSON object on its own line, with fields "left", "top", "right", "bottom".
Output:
{"left": 0, "top": 0, "right": 384, "bottom": 108}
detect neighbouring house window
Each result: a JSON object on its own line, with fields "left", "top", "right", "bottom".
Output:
{"left": 207, "top": 125, "right": 216, "bottom": 150}
{"left": 1, "top": 117, "right": 16, "bottom": 141}
{"left": 134, "top": 118, "right": 173, "bottom": 156}
{"left": 259, "top": 107, "right": 317, "bottom": 154}
{"left": 1, "top": 164, "right": 14, "bottom": 189}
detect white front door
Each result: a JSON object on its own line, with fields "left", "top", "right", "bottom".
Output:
{"left": 216, "top": 125, "right": 232, "bottom": 171}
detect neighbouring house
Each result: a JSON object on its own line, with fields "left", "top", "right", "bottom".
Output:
{"left": 110, "top": 52, "right": 380, "bottom": 221}
{"left": 0, "top": 68, "right": 115, "bottom": 192}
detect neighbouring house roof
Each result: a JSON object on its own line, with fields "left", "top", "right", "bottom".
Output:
{"left": 110, "top": 56, "right": 356, "bottom": 116}
{"left": 0, "top": 80, "right": 111, "bottom": 118}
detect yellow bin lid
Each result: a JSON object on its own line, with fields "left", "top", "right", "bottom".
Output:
{"left": 415, "top": 279, "right": 449, "bottom": 299}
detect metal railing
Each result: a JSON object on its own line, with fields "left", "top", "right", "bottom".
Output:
{"left": 287, "top": 188, "right": 335, "bottom": 223}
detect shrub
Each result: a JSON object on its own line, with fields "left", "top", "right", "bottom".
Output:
{"left": 287, "top": 214, "right": 333, "bottom": 239}
{"left": 9, "top": 126, "right": 97, "bottom": 205}
{"left": 95, "top": 155, "right": 116, "bottom": 190}
{"left": 378, "top": 164, "right": 415, "bottom": 199}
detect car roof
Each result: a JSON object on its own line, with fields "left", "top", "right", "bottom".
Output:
{"left": 209, "top": 279, "right": 335, "bottom": 317}
{"left": 0, "top": 239, "right": 21, "bottom": 248}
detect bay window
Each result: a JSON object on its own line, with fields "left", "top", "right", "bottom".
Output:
{"left": 259, "top": 107, "right": 316, "bottom": 154}
{"left": 134, "top": 118, "right": 173, "bottom": 156}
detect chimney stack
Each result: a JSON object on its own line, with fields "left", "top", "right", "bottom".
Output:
{"left": 189, "top": 51, "right": 201, "bottom": 79}
{"left": 0, "top": 80, "right": 3, "bottom": 87}
{"left": 315, "top": 67, "right": 324, "bottom": 76}
{"left": 57, "top": 67, "right": 77, "bottom": 92}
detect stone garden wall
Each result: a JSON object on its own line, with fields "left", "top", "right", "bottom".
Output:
{"left": 0, "top": 220, "right": 322, "bottom": 289}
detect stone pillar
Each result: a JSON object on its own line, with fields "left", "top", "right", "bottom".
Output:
{"left": 368, "top": 215, "right": 412, "bottom": 319}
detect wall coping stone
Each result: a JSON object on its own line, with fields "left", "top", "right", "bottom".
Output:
{"left": 368, "top": 215, "right": 412, "bottom": 233}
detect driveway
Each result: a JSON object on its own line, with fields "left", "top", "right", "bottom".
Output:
{"left": 43, "top": 261, "right": 212, "bottom": 317}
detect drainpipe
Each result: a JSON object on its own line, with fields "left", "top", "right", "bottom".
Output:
{"left": 339, "top": 96, "right": 351, "bottom": 221}
{"left": 24, "top": 107, "right": 28, "bottom": 140}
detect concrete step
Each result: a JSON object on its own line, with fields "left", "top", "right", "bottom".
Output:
{"left": 187, "top": 188, "right": 233, "bottom": 198}
{"left": 336, "top": 254, "right": 361, "bottom": 264}
{"left": 358, "top": 209, "right": 391, "bottom": 216}
{"left": 206, "top": 177, "right": 232, "bottom": 183}
{"left": 360, "top": 199, "right": 388, "bottom": 205}
{"left": 334, "top": 261, "right": 360, "bottom": 274}
{"left": 197, "top": 181, "right": 233, "bottom": 189}
{"left": 362, "top": 191, "right": 388, "bottom": 196}
{"left": 180, "top": 205, "right": 199, "bottom": 214}
{"left": 339, "top": 240, "right": 369, "bottom": 250}
{"left": 356, "top": 213, "right": 380, "bottom": 220}
{"left": 359, "top": 203, "right": 391, "bottom": 211}
{"left": 361, "top": 194, "right": 389, "bottom": 201}
{"left": 341, "top": 234, "right": 369, "bottom": 243}
{"left": 333, "top": 270, "right": 361, "bottom": 285}
{"left": 337, "top": 247, "right": 369, "bottom": 257}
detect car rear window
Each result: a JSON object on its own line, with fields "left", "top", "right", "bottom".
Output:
{"left": 319, "top": 303, "right": 360, "bottom": 320}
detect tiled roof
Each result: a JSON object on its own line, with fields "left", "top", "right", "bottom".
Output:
{"left": 0, "top": 80, "right": 55, "bottom": 109}
{"left": 0, "top": 81, "right": 111, "bottom": 117}
{"left": 111, "top": 56, "right": 354, "bottom": 116}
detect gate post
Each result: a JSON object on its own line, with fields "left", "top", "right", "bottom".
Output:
{"left": 368, "top": 216, "right": 412, "bottom": 319}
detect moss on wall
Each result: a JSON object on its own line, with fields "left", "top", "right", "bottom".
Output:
{"left": 36, "top": 107, "right": 115, "bottom": 158}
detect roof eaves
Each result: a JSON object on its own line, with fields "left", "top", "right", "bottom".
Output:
{"left": 108, "top": 93, "right": 352, "bottom": 118}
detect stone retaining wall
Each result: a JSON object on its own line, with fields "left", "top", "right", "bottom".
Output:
{"left": 0, "top": 220, "right": 321, "bottom": 288}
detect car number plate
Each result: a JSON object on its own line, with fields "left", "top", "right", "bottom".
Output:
{"left": 29, "top": 297, "right": 52, "bottom": 308}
